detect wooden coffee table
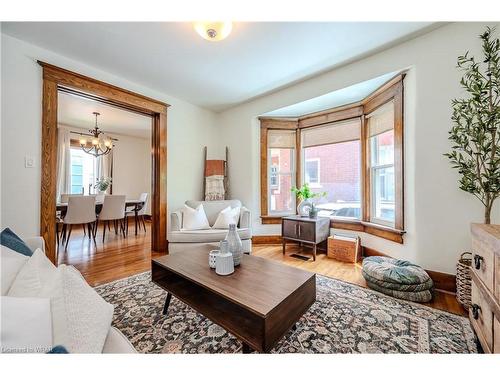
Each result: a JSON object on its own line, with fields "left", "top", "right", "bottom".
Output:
{"left": 152, "top": 249, "right": 316, "bottom": 353}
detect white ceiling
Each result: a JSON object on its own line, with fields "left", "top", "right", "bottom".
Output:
{"left": 3, "top": 22, "right": 438, "bottom": 112}
{"left": 58, "top": 92, "right": 152, "bottom": 139}
{"left": 263, "top": 71, "right": 399, "bottom": 117}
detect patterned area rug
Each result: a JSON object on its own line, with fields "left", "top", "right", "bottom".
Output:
{"left": 95, "top": 272, "right": 477, "bottom": 354}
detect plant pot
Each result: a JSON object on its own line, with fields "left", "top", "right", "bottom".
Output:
{"left": 297, "top": 198, "right": 312, "bottom": 217}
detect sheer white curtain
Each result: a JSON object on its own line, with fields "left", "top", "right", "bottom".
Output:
{"left": 56, "top": 128, "right": 72, "bottom": 200}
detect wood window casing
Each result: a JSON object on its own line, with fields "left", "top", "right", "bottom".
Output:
{"left": 39, "top": 62, "right": 169, "bottom": 264}
{"left": 259, "top": 74, "right": 405, "bottom": 242}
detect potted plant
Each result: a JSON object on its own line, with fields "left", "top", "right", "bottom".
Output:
{"left": 444, "top": 27, "right": 499, "bottom": 224}
{"left": 95, "top": 177, "right": 112, "bottom": 194}
{"left": 291, "top": 183, "right": 327, "bottom": 218}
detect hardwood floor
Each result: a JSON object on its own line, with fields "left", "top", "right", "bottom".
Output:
{"left": 57, "top": 221, "right": 162, "bottom": 286}
{"left": 59, "top": 227, "right": 466, "bottom": 316}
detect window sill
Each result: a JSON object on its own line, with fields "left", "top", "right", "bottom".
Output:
{"left": 260, "top": 215, "right": 405, "bottom": 243}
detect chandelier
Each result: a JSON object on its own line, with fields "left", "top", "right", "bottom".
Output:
{"left": 79, "top": 112, "right": 114, "bottom": 157}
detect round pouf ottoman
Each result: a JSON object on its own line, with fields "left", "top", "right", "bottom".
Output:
{"left": 362, "top": 256, "right": 434, "bottom": 302}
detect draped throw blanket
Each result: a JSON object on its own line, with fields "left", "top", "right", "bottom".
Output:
{"left": 204, "top": 160, "right": 225, "bottom": 201}
{"left": 56, "top": 127, "right": 71, "bottom": 200}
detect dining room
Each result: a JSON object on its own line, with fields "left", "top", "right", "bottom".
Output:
{"left": 54, "top": 90, "right": 153, "bottom": 283}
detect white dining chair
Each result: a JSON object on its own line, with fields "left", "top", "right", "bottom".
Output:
{"left": 60, "top": 193, "right": 83, "bottom": 204}
{"left": 126, "top": 192, "right": 148, "bottom": 234}
{"left": 61, "top": 195, "right": 97, "bottom": 251}
{"left": 98, "top": 195, "right": 127, "bottom": 242}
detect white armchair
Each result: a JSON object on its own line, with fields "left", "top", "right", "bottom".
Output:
{"left": 169, "top": 200, "right": 252, "bottom": 254}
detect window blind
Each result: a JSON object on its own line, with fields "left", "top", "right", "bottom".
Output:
{"left": 301, "top": 118, "right": 361, "bottom": 148}
{"left": 367, "top": 100, "right": 394, "bottom": 137}
{"left": 268, "top": 130, "right": 296, "bottom": 149}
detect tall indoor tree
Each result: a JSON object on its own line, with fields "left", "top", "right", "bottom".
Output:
{"left": 445, "top": 26, "right": 500, "bottom": 224}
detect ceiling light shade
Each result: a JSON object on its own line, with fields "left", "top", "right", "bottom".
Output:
{"left": 194, "top": 22, "right": 232, "bottom": 42}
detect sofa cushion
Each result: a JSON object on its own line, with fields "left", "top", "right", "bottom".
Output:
{"left": 186, "top": 200, "right": 241, "bottom": 226}
{"left": 0, "top": 296, "right": 53, "bottom": 353}
{"left": 39, "top": 265, "right": 114, "bottom": 353}
{"left": 170, "top": 227, "right": 251, "bottom": 243}
{"left": 212, "top": 206, "right": 240, "bottom": 229}
{"left": 1, "top": 228, "right": 34, "bottom": 256}
{"left": 181, "top": 204, "right": 210, "bottom": 230}
{"left": 1, "top": 245, "right": 29, "bottom": 295}
{"left": 8, "top": 249, "right": 57, "bottom": 298}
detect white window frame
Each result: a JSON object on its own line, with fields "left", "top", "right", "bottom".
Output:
{"left": 369, "top": 133, "right": 395, "bottom": 227}
{"left": 304, "top": 158, "right": 321, "bottom": 187}
{"left": 268, "top": 148, "right": 296, "bottom": 216}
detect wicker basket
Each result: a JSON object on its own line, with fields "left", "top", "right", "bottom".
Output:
{"left": 456, "top": 252, "right": 472, "bottom": 309}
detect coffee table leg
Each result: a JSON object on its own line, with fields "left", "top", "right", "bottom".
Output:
{"left": 242, "top": 342, "right": 252, "bottom": 354}
{"left": 162, "top": 293, "right": 172, "bottom": 315}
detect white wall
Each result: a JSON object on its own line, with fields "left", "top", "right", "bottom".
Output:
{"left": 1, "top": 34, "right": 219, "bottom": 239}
{"left": 217, "top": 22, "right": 500, "bottom": 274}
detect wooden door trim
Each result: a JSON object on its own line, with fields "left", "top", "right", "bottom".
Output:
{"left": 39, "top": 61, "right": 169, "bottom": 264}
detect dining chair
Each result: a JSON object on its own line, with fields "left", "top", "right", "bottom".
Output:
{"left": 125, "top": 192, "right": 148, "bottom": 234}
{"left": 60, "top": 193, "right": 83, "bottom": 203}
{"left": 61, "top": 195, "right": 97, "bottom": 251}
{"left": 98, "top": 195, "right": 127, "bottom": 242}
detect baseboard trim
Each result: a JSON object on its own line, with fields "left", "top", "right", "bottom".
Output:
{"left": 362, "top": 247, "right": 456, "bottom": 294}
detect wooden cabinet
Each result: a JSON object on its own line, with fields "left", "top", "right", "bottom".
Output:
{"left": 281, "top": 216, "right": 330, "bottom": 261}
{"left": 470, "top": 224, "right": 500, "bottom": 353}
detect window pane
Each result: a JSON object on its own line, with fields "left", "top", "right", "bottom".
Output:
{"left": 370, "top": 130, "right": 394, "bottom": 166}
{"left": 270, "top": 148, "right": 293, "bottom": 173}
{"left": 304, "top": 140, "right": 361, "bottom": 219}
{"left": 305, "top": 159, "right": 319, "bottom": 184}
{"left": 269, "top": 148, "right": 295, "bottom": 214}
{"left": 373, "top": 166, "right": 395, "bottom": 222}
{"left": 70, "top": 148, "right": 97, "bottom": 195}
{"left": 270, "top": 174, "right": 294, "bottom": 213}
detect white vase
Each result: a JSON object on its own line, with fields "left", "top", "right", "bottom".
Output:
{"left": 225, "top": 224, "right": 243, "bottom": 266}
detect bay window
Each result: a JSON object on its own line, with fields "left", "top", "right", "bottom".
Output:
{"left": 260, "top": 74, "right": 405, "bottom": 242}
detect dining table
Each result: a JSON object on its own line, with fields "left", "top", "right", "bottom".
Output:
{"left": 56, "top": 199, "right": 145, "bottom": 236}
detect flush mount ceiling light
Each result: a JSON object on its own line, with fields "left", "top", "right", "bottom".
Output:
{"left": 194, "top": 22, "right": 232, "bottom": 42}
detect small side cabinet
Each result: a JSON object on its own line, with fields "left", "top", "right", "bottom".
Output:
{"left": 469, "top": 224, "right": 500, "bottom": 353}
{"left": 281, "top": 215, "right": 330, "bottom": 261}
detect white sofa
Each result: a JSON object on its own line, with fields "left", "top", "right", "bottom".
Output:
{"left": 169, "top": 200, "right": 252, "bottom": 254}
{"left": 2, "top": 236, "right": 136, "bottom": 353}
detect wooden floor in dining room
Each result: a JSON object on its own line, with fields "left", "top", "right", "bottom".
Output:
{"left": 61, "top": 226, "right": 466, "bottom": 317}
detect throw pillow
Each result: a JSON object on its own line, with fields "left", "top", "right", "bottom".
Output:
{"left": 1, "top": 245, "right": 29, "bottom": 295}
{"left": 0, "top": 228, "right": 33, "bottom": 256}
{"left": 39, "top": 265, "right": 114, "bottom": 353}
{"left": 181, "top": 204, "right": 211, "bottom": 230}
{"left": 0, "top": 296, "right": 53, "bottom": 353}
{"left": 212, "top": 206, "right": 241, "bottom": 229}
{"left": 7, "top": 248, "right": 57, "bottom": 297}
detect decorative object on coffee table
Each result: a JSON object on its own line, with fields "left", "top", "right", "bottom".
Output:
{"left": 209, "top": 249, "right": 219, "bottom": 269}
{"left": 225, "top": 223, "right": 243, "bottom": 266}
{"left": 327, "top": 234, "right": 361, "bottom": 263}
{"left": 456, "top": 252, "right": 472, "bottom": 309}
{"left": 362, "top": 256, "right": 434, "bottom": 302}
{"left": 215, "top": 240, "right": 234, "bottom": 275}
{"left": 281, "top": 215, "right": 330, "bottom": 261}
{"left": 152, "top": 248, "right": 316, "bottom": 353}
